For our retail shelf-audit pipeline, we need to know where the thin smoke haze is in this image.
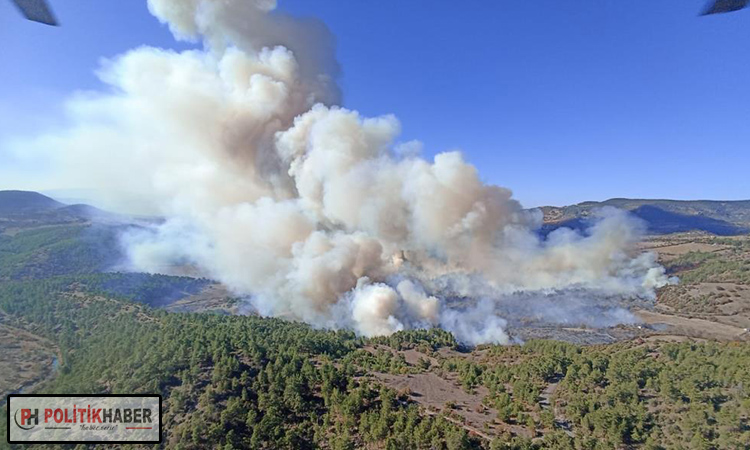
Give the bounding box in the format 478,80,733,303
1,0,674,344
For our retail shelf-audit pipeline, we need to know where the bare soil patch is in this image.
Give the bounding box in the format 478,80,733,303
0,323,59,401
166,283,237,313
650,242,730,261
635,309,748,341
368,371,515,437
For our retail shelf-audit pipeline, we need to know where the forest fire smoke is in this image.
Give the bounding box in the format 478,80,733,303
9,0,672,344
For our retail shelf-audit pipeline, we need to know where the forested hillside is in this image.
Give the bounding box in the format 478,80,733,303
1,193,750,449
1,277,749,449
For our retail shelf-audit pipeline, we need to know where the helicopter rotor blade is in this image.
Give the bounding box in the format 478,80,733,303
702,0,750,15
11,0,58,26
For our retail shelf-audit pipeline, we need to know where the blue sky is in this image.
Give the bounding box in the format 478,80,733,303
0,0,748,207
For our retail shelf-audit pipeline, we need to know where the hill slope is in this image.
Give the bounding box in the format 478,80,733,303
0,190,63,214
0,190,123,232
540,198,750,235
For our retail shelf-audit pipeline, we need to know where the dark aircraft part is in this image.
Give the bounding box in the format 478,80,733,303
702,0,749,15
11,0,57,25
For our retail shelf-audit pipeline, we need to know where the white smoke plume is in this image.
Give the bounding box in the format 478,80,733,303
2,0,673,344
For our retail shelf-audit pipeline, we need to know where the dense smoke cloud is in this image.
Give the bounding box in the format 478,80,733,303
4,0,673,344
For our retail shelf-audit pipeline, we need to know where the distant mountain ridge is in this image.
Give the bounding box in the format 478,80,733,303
2,191,749,236
0,190,121,230
0,190,64,214
540,198,750,235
